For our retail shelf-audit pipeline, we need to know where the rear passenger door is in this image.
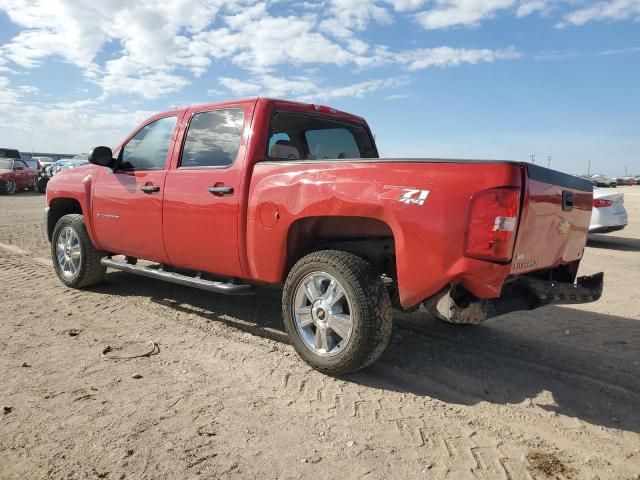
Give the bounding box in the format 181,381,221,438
163,106,250,278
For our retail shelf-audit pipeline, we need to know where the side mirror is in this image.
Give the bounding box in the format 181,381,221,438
89,146,116,168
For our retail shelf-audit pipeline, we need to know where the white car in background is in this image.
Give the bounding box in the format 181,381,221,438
589,188,628,233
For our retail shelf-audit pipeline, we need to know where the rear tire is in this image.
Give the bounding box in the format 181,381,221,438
282,250,393,375
51,214,106,288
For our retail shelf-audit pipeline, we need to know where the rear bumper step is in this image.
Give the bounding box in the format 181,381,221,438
424,272,604,324
100,257,255,296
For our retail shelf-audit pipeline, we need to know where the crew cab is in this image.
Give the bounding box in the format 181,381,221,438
0,148,38,194
44,98,603,374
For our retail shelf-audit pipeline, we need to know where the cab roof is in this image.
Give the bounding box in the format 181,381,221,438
167,97,367,125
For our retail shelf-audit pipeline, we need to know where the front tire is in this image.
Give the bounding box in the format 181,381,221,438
282,250,392,375
51,214,106,288
0,178,16,195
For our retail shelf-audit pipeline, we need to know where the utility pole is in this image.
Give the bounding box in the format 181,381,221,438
547,155,551,168
529,153,536,164
587,158,591,176
625,165,628,176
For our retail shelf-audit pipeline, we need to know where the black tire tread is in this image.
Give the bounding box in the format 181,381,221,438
51,214,106,288
282,250,393,375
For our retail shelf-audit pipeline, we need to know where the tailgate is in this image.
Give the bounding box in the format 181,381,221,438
511,164,593,274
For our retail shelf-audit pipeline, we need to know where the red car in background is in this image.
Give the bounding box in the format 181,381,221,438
0,149,39,194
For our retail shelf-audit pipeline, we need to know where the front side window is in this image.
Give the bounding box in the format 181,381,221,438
267,112,378,161
14,160,27,169
120,116,177,171
180,109,244,168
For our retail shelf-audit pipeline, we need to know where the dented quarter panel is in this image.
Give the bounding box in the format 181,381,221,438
246,160,522,308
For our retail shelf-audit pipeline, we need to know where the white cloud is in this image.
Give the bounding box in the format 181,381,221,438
325,0,393,30
597,46,640,55
0,0,249,94
516,0,549,17
0,0,530,101
0,76,154,151
415,0,515,29
560,0,640,26
397,46,520,70
218,74,410,101
387,0,429,11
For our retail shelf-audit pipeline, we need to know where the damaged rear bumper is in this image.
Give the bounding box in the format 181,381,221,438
424,272,604,324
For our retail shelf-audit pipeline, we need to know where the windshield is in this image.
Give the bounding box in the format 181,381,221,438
0,159,13,169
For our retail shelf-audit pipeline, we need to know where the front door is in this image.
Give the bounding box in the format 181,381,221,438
163,106,249,278
92,115,180,263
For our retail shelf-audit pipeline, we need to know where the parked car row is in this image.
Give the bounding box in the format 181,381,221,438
0,148,89,194
579,174,640,187
615,176,640,186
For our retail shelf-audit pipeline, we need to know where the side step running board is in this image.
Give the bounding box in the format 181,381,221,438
100,257,255,296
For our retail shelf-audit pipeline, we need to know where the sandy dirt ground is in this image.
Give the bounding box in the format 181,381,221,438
0,187,639,480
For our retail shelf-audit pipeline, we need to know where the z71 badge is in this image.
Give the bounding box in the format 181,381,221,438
399,189,430,206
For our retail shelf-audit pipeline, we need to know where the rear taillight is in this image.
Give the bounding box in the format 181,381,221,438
593,199,614,208
464,188,520,262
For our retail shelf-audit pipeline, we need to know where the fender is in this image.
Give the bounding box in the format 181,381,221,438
46,165,103,250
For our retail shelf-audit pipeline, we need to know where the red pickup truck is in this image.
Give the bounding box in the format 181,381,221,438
44,98,603,374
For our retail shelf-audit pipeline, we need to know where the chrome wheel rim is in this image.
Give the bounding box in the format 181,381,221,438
6,179,15,194
293,271,353,357
56,226,81,278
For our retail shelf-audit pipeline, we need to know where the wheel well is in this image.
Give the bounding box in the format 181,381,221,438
48,198,83,239
286,216,396,279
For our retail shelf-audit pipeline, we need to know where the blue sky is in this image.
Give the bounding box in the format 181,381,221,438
0,0,638,176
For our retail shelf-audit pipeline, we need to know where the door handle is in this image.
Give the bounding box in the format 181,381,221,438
208,185,234,196
140,185,160,193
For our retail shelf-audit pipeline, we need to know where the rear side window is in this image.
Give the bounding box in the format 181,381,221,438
180,109,244,168
267,112,377,161
120,116,177,171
